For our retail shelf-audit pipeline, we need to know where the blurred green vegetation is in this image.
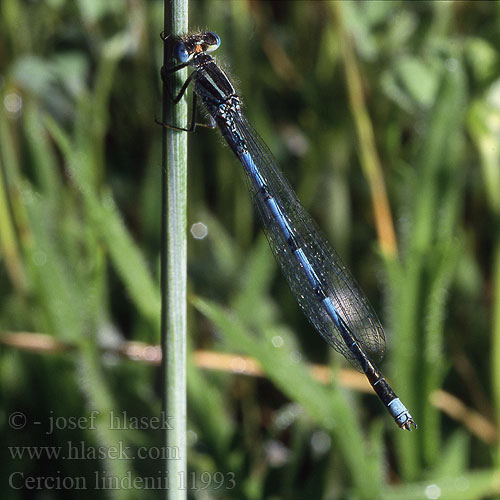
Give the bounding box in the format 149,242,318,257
1,1,500,499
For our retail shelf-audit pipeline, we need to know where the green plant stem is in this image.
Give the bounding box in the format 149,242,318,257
162,0,188,497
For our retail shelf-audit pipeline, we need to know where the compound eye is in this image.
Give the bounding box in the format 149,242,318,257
174,42,189,63
205,31,221,52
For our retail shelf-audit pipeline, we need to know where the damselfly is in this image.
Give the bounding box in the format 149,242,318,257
164,31,416,431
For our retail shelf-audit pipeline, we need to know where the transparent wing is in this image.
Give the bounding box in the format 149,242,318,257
229,112,386,370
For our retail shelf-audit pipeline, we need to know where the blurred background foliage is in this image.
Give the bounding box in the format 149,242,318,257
1,0,500,499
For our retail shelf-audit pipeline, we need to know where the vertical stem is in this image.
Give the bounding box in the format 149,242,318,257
162,0,188,497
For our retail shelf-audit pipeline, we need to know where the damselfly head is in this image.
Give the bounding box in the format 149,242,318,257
174,31,221,63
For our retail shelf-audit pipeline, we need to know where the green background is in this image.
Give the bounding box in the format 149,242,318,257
1,1,500,499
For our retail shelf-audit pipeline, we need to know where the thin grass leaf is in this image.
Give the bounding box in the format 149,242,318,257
43,114,161,328
392,57,466,477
